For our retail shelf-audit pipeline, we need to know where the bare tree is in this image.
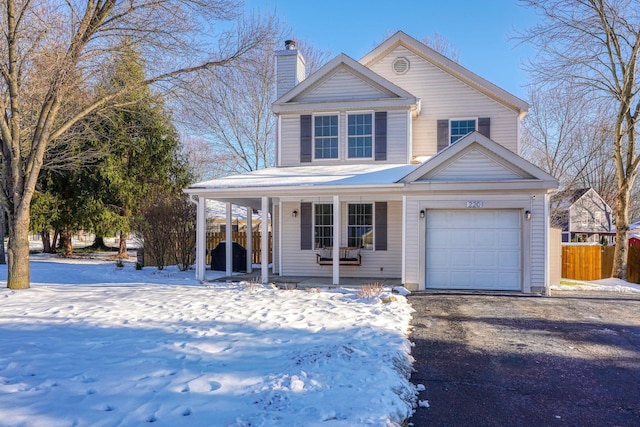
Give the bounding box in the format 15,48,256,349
178,32,331,177
518,0,640,280
0,0,275,289
522,82,620,201
422,33,461,63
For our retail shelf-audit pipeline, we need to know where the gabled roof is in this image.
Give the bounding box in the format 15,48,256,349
272,53,420,114
550,188,612,211
360,31,529,117
550,188,591,209
399,132,558,187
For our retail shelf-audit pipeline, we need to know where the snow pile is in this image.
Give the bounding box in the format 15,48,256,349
551,277,640,293
0,256,416,426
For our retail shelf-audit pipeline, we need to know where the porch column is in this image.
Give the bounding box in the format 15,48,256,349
332,195,340,286
195,196,206,281
401,195,407,285
225,202,232,277
261,196,269,284
246,206,253,273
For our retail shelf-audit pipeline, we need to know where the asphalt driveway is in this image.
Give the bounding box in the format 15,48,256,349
408,290,640,427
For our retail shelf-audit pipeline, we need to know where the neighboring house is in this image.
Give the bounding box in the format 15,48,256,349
185,32,558,293
550,188,613,243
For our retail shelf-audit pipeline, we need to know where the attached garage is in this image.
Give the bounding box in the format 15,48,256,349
425,209,522,290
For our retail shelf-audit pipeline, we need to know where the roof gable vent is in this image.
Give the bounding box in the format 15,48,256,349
392,57,410,74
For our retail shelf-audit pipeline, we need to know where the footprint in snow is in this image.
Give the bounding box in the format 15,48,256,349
186,378,221,393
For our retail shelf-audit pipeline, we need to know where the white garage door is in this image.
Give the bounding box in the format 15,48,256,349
426,209,521,290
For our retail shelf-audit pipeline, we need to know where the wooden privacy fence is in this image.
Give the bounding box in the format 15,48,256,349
205,231,272,265
562,245,640,283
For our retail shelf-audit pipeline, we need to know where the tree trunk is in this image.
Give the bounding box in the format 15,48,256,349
40,230,52,253
59,230,73,257
0,205,6,265
51,229,60,252
6,209,31,289
117,231,128,258
611,188,630,280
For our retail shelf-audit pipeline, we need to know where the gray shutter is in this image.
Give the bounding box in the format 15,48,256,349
375,111,387,161
478,117,490,138
300,202,312,250
437,119,449,152
375,202,387,251
300,115,312,163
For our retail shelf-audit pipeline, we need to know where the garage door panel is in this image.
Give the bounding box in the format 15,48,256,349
452,251,474,267
475,252,496,268
499,251,521,268
474,230,497,246
426,209,521,291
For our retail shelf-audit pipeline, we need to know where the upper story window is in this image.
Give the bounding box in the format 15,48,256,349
348,113,373,158
347,203,373,249
314,115,338,159
450,119,476,144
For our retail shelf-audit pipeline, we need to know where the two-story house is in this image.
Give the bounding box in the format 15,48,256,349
186,31,559,293
551,188,613,243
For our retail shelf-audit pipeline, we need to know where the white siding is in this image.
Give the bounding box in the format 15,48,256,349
295,69,388,102
278,111,408,167
279,115,300,167
426,148,523,181
368,46,520,156
279,200,402,278
403,198,421,287
387,110,409,163
529,194,547,291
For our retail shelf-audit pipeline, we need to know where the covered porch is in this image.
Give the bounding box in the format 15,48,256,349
184,164,416,287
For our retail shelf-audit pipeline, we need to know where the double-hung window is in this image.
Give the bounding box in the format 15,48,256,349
314,204,333,248
347,203,373,249
348,113,373,158
450,119,476,144
314,115,338,159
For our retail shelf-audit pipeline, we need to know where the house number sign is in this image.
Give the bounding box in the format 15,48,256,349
466,201,483,208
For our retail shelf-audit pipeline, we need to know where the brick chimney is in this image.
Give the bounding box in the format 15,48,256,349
275,40,306,99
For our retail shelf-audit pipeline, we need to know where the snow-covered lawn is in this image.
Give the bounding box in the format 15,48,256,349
0,255,416,426
551,277,640,293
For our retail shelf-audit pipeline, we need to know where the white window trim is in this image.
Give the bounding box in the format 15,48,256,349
449,117,477,145
312,113,340,161
313,202,334,249
346,111,374,160
347,202,375,250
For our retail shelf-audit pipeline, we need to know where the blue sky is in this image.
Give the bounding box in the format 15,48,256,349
245,0,539,100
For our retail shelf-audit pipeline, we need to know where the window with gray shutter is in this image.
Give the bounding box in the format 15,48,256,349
300,115,312,163
300,202,312,250
375,202,387,251
437,119,449,152
478,117,490,138
375,111,387,161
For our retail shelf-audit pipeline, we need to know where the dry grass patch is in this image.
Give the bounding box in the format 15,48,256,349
357,282,385,299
